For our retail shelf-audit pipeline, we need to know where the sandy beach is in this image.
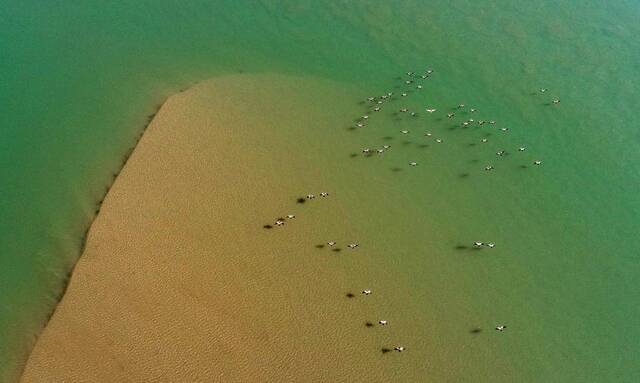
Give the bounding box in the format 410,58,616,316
21,74,413,382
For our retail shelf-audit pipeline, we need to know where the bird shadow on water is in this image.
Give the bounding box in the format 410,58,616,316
381,348,392,354
470,328,483,334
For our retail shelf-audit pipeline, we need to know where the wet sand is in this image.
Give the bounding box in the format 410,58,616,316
21,74,412,382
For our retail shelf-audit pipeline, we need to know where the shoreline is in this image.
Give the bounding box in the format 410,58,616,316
13,98,168,382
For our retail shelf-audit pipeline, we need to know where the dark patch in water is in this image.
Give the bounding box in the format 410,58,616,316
346,293,355,298
296,197,306,204
459,173,470,178
315,244,325,249
470,328,483,334
365,321,374,327
381,348,392,354
332,248,342,252
263,224,273,229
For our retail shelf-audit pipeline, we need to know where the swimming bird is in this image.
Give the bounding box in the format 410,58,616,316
435,139,443,143
409,162,417,166
489,121,496,124
362,289,372,295
424,133,432,137
379,320,388,326
362,148,371,154
426,69,433,74
416,85,423,90
481,138,488,143
486,243,495,248
401,93,408,97
394,346,405,352
500,127,509,132
383,145,391,149
400,108,408,113
518,147,526,151
347,243,359,249
458,104,465,109
474,241,484,248
306,194,316,199
447,113,455,118
540,88,547,93
485,165,494,171
373,107,381,112
496,150,506,156
495,324,507,331
552,99,560,105
470,108,476,113
327,241,337,246
533,160,542,165
401,130,409,134
320,192,329,197
377,149,385,154
410,112,417,117
286,214,295,219
362,115,369,120
367,97,375,101
275,220,285,226
355,123,364,128
405,80,413,85
426,108,436,113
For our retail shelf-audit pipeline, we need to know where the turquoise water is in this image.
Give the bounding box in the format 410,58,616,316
1,1,639,381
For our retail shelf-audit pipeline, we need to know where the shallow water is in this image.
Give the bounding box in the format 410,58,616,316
1,1,639,381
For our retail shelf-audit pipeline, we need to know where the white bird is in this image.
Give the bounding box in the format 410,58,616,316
495,324,507,331
286,214,295,219
401,130,409,134
320,192,329,197
533,160,542,165
306,194,316,199
327,241,337,246
474,241,484,247
379,320,388,325
481,138,488,143
416,85,423,89
394,346,405,352
447,113,455,118
409,162,417,166
275,220,285,226
435,139,443,143
518,147,526,151
362,148,371,153
425,108,436,113
486,243,495,248
485,165,494,171
401,93,408,97
383,145,391,149
347,243,359,249
362,289,372,295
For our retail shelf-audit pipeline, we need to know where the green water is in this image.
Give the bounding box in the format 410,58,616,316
1,1,639,381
